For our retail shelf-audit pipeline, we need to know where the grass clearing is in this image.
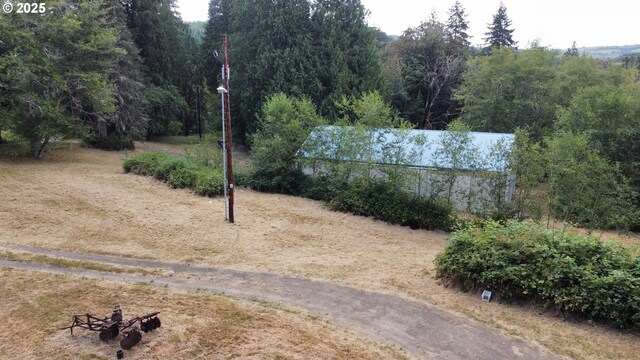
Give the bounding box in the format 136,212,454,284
1,146,639,359
0,268,406,359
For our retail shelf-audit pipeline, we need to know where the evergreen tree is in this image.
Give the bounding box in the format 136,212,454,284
122,0,200,137
201,0,382,138
484,2,517,49
446,1,470,48
201,0,231,92
229,0,319,136
89,0,147,144
311,0,382,119
565,41,579,57
187,21,206,45
0,0,144,156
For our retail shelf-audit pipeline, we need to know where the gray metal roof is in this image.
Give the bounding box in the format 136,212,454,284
298,125,515,172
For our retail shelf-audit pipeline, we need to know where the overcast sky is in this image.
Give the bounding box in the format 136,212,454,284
175,0,639,49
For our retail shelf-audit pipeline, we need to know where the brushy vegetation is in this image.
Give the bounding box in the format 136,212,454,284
247,93,456,231
123,152,223,197
329,179,454,231
84,133,135,151
248,93,325,194
435,221,640,329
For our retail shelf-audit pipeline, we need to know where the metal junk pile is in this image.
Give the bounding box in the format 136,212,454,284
60,305,161,350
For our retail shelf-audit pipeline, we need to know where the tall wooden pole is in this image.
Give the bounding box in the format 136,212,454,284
223,35,235,223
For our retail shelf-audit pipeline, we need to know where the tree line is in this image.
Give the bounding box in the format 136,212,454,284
0,0,202,155
2,0,639,229
0,0,517,154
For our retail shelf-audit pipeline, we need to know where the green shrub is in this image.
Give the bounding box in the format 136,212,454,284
248,167,308,195
194,167,224,197
249,93,325,195
123,152,170,176
329,180,454,231
84,133,135,151
302,176,344,201
435,221,640,329
153,156,189,182
234,171,251,187
123,152,224,197
167,167,197,189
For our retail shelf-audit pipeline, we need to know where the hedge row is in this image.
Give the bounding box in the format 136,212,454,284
242,171,456,231
125,151,455,231
328,179,455,231
123,152,223,197
435,221,640,329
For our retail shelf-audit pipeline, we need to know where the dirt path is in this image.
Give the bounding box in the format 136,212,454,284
0,244,562,360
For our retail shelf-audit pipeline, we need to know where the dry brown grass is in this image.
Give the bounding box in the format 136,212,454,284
0,268,407,359
1,146,639,359
542,219,640,248
0,249,165,276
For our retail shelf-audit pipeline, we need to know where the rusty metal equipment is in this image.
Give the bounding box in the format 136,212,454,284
60,305,161,350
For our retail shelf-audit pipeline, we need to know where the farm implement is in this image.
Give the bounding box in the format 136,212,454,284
60,305,161,350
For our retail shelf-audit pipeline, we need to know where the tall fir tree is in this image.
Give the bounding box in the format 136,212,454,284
202,0,381,139
311,0,382,119
446,1,470,49
90,0,147,143
229,0,319,136
201,0,231,92
483,2,517,49
122,0,200,137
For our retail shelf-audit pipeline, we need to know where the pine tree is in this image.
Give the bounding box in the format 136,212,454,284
483,2,517,49
446,1,470,48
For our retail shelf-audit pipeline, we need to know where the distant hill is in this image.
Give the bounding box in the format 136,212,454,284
578,44,640,60
612,52,640,67
187,21,206,46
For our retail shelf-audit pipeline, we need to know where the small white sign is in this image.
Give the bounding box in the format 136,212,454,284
482,290,492,302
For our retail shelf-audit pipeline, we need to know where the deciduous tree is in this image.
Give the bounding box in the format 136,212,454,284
456,47,557,139
385,13,465,129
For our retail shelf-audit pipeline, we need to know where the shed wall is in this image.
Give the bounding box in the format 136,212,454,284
303,162,514,213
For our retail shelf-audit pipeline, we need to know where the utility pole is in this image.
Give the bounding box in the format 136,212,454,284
217,84,227,220
222,35,235,223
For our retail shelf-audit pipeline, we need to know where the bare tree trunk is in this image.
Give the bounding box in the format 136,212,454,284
420,55,462,129
34,136,50,159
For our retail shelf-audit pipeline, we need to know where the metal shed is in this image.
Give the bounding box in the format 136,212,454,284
298,125,516,212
